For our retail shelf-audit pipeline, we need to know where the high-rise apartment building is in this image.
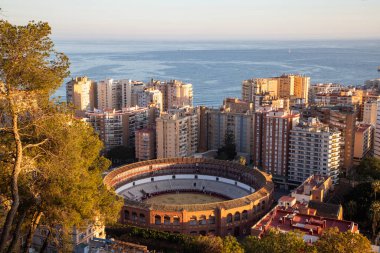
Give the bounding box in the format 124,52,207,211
308,83,343,104
374,100,380,158
314,90,363,106
204,98,255,160
96,79,122,111
242,74,310,106
262,110,300,184
156,107,199,158
147,79,193,111
293,75,310,104
363,100,378,126
86,109,124,151
86,106,149,151
121,80,146,108
354,123,373,162
66,76,95,116
135,128,156,161
137,88,163,112
329,107,356,173
302,105,357,174
242,78,278,101
288,118,341,184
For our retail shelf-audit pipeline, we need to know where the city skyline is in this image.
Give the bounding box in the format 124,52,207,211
1,0,380,40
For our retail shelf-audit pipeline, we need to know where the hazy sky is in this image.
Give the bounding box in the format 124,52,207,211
1,0,380,40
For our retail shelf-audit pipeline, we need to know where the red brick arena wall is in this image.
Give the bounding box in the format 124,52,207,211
103,158,274,237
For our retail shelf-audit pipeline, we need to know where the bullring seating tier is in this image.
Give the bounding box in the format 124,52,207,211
119,179,251,201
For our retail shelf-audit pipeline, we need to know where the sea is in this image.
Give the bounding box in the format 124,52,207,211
53,40,380,107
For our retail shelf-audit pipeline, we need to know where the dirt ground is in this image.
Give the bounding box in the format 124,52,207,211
143,192,227,205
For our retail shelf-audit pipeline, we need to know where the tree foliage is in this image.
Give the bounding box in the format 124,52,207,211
314,228,372,253
0,20,122,252
242,229,315,253
356,157,380,180
216,130,237,161
106,145,136,165
222,235,244,253
109,225,373,253
344,157,380,239
107,225,241,253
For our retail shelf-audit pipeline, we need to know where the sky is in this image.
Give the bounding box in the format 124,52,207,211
1,0,380,40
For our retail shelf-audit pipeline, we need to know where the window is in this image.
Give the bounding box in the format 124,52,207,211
234,212,241,222
242,210,248,220
132,212,138,221
139,214,146,223
124,210,130,220
199,215,207,225
173,216,180,225
209,215,216,224
164,215,170,225
227,214,233,223
155,215,161,225
189,216,197,225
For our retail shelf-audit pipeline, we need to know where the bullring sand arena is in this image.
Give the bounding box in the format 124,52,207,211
103,157,274,236
143,193,227,205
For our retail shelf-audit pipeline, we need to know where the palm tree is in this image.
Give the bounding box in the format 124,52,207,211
370,201,380,239
372,181,380,200
346,200,357,220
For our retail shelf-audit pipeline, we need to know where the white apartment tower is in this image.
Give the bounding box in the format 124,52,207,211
96,79,122,110
156,107,199,158
288,118,341,184
86,107,149,152
121,80,146,108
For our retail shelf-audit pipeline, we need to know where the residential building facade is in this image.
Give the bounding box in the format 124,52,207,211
156,107,199,158
288,118,341,184
66,76,95,116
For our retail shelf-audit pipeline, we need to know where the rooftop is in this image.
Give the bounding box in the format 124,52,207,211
308,200,343,219
294,175,330,196
251,207,358,240
356,123,372,133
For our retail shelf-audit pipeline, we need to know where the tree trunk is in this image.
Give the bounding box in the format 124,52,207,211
0,103,23,253
373,212,378,241
38,230,50,253
23,211,42,253
7,210,27,253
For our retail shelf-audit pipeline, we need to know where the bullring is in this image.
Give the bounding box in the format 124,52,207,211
103,157,274,236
